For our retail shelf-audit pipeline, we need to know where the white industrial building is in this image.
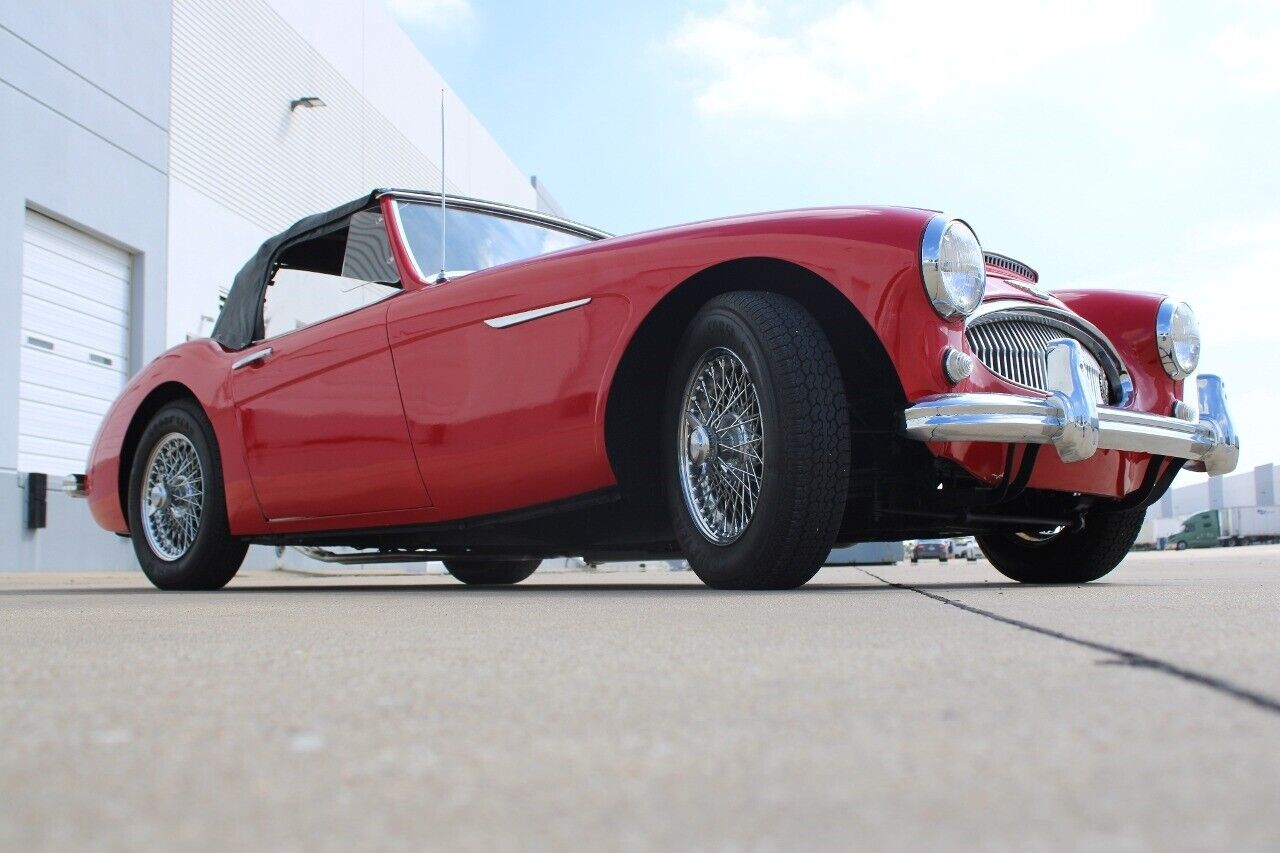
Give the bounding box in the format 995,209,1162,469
1142,464,1278,544
1,0,556,570
1159,464,1277,517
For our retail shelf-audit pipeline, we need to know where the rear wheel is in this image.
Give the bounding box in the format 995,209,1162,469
665,291,850,590
127,400,248,590
444,558,540,586
977,507,1144,584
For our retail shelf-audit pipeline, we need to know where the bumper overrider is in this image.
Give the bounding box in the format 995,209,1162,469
901,339,1240,477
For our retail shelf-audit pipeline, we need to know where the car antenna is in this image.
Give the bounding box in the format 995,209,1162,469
435,88,448,284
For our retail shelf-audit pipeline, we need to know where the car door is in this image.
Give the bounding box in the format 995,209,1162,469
228,213,430,521
384,199,626,520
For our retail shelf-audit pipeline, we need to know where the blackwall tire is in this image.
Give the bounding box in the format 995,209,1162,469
443,559,540,586
1175,541,1188,551
976,508,1145,584
127,400,248,591
664,291,850,590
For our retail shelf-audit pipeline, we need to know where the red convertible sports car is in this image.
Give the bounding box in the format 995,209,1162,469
78,189,1239,590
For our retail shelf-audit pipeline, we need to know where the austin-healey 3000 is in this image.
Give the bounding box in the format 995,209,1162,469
78,190,1238,589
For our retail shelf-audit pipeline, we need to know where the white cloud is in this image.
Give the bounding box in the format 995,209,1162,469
386,0,471,28
1211,24,1280,94
671,0,1152,118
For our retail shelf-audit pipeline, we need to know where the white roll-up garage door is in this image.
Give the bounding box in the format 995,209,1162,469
19,210,131,477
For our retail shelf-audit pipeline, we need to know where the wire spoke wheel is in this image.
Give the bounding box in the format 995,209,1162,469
140,432,205,561
664,292,848,589
677,347,765,545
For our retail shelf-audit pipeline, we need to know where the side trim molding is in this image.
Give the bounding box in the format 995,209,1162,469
484,298,591,329
231,347,272,370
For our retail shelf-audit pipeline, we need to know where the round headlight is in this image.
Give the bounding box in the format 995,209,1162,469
1155,299,1200,380
921,216,986,319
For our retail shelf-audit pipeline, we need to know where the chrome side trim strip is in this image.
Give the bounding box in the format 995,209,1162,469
484,298,591,329
232,347,272,370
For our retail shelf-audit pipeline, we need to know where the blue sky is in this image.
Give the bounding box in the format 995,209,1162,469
390,0,1280,478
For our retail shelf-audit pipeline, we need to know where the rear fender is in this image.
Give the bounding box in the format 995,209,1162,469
86,340,247,534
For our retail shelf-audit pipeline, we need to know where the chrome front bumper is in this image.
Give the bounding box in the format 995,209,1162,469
901,339,1240,476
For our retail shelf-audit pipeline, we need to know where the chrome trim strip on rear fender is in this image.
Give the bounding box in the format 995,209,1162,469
484,298,591,329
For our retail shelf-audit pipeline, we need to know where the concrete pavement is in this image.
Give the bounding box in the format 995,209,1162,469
2,547,1278,850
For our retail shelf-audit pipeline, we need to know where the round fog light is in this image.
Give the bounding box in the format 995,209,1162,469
943,347,973,384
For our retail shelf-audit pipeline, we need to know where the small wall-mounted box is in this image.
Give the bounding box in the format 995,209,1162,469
26,472,48,530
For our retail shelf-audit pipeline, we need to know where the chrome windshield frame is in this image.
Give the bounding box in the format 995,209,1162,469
382,190,610,287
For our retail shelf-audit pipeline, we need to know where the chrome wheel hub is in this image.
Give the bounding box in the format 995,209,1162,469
140,433,204,562
686,421,713,466
677,347,765,545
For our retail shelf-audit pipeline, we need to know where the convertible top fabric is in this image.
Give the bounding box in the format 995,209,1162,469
211,191,381,350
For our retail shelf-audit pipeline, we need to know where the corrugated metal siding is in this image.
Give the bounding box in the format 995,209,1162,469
170,0,460,233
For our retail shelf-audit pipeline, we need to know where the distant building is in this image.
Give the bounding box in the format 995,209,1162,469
1,0,553,570
1151,463,1277,523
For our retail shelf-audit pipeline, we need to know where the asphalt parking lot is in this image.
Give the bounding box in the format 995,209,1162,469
2,546,1278,850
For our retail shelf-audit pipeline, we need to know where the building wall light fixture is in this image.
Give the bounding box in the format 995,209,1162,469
289,96,326,111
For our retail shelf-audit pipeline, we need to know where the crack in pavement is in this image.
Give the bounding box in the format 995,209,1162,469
860,569,1280,717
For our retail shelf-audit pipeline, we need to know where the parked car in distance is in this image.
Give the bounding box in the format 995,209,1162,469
950,537,981,561
77,189,1240,591
911,539,950,563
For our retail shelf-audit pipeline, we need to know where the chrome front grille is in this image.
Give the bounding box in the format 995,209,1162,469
966,315,1110,404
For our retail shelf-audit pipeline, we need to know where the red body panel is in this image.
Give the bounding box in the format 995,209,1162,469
387,287,631,521
85,204,1182,538
87,342,255,534
228,303,430,521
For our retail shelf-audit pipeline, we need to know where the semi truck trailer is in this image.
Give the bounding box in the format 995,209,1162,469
1165,507,1280,550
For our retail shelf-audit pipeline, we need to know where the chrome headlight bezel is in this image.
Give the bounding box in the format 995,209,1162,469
921,215,986,319
1155,298,1200,380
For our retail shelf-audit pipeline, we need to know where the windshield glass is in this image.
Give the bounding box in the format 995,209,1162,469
396,201,592,278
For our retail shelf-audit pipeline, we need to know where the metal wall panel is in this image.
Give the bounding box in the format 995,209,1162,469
170,0,460,234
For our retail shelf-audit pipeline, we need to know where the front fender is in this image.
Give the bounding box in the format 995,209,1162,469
1052,288,1182,411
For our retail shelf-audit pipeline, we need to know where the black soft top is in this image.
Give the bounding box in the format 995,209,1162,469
211,190,381,351
211,189,609,351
